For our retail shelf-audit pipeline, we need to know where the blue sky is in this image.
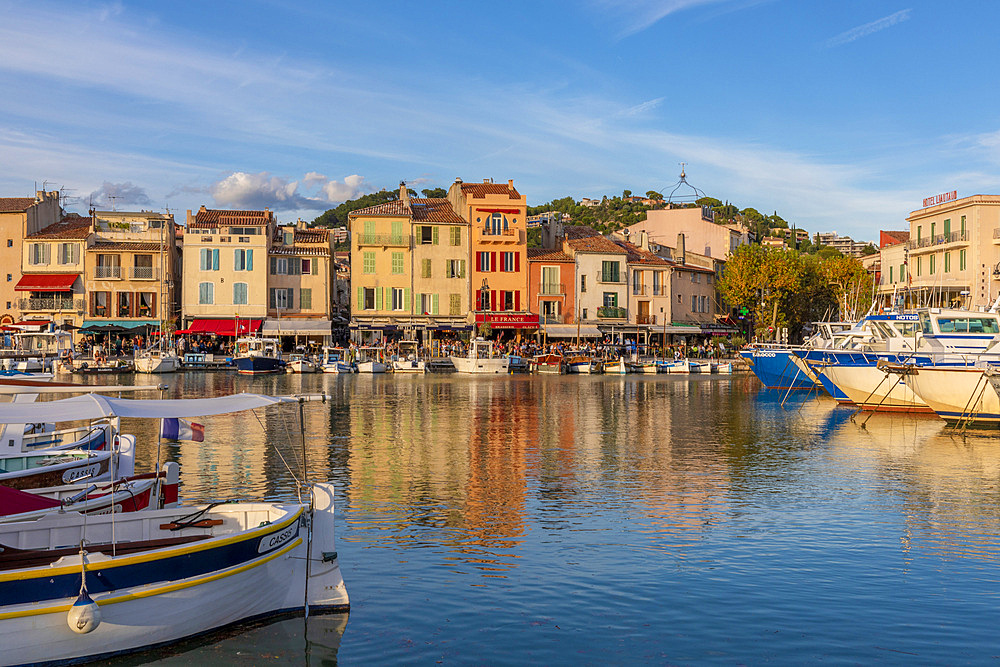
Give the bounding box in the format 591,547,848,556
1,0,997,241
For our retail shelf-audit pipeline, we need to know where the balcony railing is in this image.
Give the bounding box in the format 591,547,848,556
907,230,969,249
357,234,410,247
637,314,657,325
598,306,626,319
130,266,157,280
540,282,565,295
18,298,85,312
597,272,625,284
482,228,516,237
95,266,121,279
540,315,562,324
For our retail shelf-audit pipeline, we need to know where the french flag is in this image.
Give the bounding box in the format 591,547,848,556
160,417,205,442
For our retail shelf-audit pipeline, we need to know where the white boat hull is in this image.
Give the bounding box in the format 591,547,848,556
392,360,426,373
450,356,509,374
603,359,626,375
356,361,387,374
134,355,180,374
821,363,931,412
903,365,998,424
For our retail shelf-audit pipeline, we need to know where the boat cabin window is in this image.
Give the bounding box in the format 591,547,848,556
935,317,1000,334
919,312,932,334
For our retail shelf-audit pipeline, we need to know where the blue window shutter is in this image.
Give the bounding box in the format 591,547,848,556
212,249,219,271
247,249,253,271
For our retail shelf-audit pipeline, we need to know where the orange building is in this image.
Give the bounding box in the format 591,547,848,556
527,247,577,336
447,178,536,335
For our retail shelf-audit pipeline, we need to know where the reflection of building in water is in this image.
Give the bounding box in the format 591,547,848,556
464,379,533,554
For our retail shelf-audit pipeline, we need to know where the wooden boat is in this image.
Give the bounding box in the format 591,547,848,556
531,353,563,374
355,346,387,374
565,355,597,374
320,347,354,374
659,360,690,374
688,360,712,374
391,341,426,373
0,463,179,523
285,354,319,374
711,361,733,374
134,348,180,374
450,339,509,374
627,360,658,374
602,358,627,375
0,392,348,665
234,336,283,375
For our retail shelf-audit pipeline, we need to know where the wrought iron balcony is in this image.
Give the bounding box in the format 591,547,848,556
357,234,410,247
19,297,84,312
597,272,625,284
129,267,157,280
95,266,121,279
637,314,657,325
540,282,564,295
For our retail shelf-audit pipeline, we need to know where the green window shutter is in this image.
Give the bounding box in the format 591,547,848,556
460,259,466,278
364,220,375,236
432,226,439,245
422,258,431,278
450,293,460,315
269,288,276,309
300,288,312,310
375,287,383,310
357,286,363,309
432,293,439,315
404,287,411,313
270,256,277,274
312,258,318,275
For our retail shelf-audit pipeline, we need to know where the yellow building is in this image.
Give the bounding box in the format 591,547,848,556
901,194,1000,309
349,184,470,341
263,221,334,344
19,214,90,328
181,206,275,336
447,178,534,334
85,210,178,332
0,191,62,323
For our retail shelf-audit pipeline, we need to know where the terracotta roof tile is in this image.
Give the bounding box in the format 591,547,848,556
91,241,163,251
0,197,36,213
613,240,670,266
26,215,91,240
348,200,411,217
270,247,330,257
191,208,274,228
527,248,573,262
460,181,521,200
411,198,465,223
566,234,626,255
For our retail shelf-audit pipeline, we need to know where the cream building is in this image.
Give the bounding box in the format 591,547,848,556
19,214,90,328
181,207,275,336
626,206,748,262
0,191,62,323
262,221,334,344
85,210,178,332
897,194,1000,309
562,227,629,333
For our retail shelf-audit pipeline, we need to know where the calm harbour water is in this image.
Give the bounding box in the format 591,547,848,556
94,370,1000,664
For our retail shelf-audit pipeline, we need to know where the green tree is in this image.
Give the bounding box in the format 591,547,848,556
819,255,874,321
645,191,663,201
421,187,447,198
860,243,877,256
623,190,632,199
313,190,399,227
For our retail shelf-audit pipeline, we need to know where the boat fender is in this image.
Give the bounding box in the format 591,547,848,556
67,589,101,634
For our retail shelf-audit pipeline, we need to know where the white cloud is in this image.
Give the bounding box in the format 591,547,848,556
209,172,369,211
825,9,912,48
87,181,151,208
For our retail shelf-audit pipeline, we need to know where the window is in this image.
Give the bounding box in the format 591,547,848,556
960,249,967,271
363,252,375,274
701,295,708,313
633,270,640,292
117,292,132,317
200,248,219,271
234,248,253,271
917,225,922,241
889,266,893,283
930,254,936,274
930,222,936,239
421,226,436,244
301,258,314,274
362,287,376,310
391,252,404,274
390,288,404,311
477,289,490,310
541,266,559,294
491,213,504,235
944,252,951,273
477,252,492,272
450,293,461,315
233,282,248,305
421,258,432,278
692,295,698,312
601,261,620,283
5,240,10,247
446,259,465,278
450,227,461,246
57,243,78,265
418,293,437,314
28,243,49,265
961,215,967,236
502,291,515,311
501,252,516,272
300,288,312,310
91,291,110,316
137,292,156,317
944,219,951,238
603,292,618,308
198,282,214,304
899,263,905,281
283,232,294,246
580,274,587,293
917,257,922,276
677,294,682,303
270,288,293,310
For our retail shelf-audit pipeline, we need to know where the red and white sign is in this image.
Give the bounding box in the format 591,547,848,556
923,190,957,208
474,312,539,328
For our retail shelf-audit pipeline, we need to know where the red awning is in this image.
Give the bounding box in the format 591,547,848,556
175,318,262,336
474,313,540,329
14,274,77,292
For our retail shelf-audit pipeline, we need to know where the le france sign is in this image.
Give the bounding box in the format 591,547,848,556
923,190,957,208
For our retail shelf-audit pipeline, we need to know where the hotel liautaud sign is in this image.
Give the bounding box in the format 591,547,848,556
923,190,957,207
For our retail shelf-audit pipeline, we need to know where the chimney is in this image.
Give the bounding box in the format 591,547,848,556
677,233,686,265
639,230,650,251
399,181,410,205
507,179,514,189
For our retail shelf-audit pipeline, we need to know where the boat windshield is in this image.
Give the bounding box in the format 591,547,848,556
936,317,1000,334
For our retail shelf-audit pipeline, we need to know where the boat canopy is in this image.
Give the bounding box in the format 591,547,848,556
0,392,325,423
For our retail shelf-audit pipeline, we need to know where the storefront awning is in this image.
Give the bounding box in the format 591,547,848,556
175,318,262,336
541,324,602,338
474,313,540,329
260,319,332,336
14,274,77,292
83,320,159,330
